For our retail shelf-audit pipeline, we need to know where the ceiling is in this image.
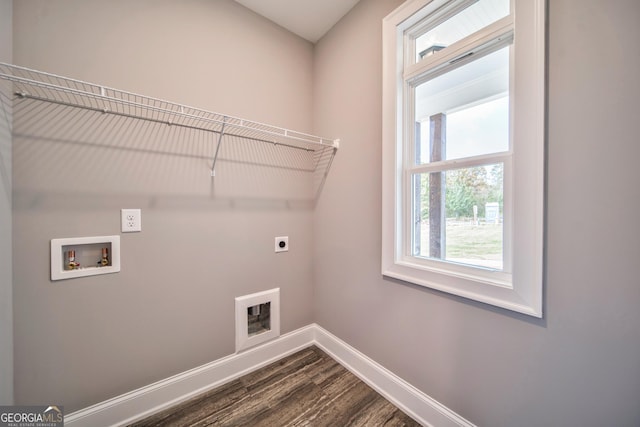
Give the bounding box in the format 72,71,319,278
234,0,360,43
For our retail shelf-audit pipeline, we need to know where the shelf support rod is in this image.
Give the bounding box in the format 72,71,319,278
211,117,227,177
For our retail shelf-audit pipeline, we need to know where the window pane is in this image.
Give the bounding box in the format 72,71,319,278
413,163,504,270
415,46,509,164
415,0,510,62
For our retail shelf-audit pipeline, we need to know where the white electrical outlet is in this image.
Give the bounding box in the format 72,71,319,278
275,236,288,253
121,209,142,233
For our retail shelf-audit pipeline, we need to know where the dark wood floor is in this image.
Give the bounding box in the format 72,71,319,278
129,346,421,426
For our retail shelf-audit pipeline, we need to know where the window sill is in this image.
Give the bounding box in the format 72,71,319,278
382,260,541,318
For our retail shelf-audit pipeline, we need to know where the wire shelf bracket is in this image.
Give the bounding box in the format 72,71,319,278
211,118,226,177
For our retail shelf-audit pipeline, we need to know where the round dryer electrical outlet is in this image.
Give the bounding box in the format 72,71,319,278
275,236,288,252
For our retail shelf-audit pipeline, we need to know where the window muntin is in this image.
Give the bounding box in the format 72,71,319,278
414,0,510,63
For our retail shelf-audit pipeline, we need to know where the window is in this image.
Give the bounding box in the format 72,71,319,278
382,0,545,317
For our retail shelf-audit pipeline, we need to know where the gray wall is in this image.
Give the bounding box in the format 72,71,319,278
10,0,640,424
0,0,13,406
313,0,640,426
12,0,316,412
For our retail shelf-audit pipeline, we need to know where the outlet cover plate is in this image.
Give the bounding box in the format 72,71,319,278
121,209,142,233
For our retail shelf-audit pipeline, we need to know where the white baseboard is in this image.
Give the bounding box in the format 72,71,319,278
312,325,475,427
65,324,473,427
64,325,315,427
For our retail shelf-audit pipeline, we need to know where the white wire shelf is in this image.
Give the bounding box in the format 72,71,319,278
0,62,339,152
0,62,339,200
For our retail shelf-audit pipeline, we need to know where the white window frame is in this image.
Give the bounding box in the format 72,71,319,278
382,0,545,317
